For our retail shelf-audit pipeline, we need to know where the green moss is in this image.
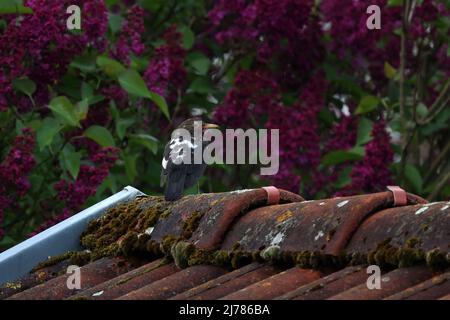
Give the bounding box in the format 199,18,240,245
69,251,91,266
31,252,72,272
188,249,214,267
160,235,179,255
80,196,169,260
230,251,252,269
405,237,421,248
295,251,312,268
260,245,281,261
119,231,138,256
425,249,448,271
309,251,323,269
181,211,203,239
397,247,424,268
171,241,195,268
31,250,92,272
159,209,171,220
347,252,367,266
213,250,231,267
146,239,162,255
279,251,295,266
231,242,241,251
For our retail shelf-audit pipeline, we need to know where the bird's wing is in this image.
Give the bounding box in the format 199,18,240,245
164,161,187,201
160,139,172,188
161,136,197,200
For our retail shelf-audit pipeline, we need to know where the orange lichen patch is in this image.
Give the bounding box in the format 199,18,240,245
276,210,294,224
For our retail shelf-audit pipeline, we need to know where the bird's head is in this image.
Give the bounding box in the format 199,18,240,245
177,117,219,133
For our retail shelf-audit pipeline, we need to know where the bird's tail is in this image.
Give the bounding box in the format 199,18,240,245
164,175,185,201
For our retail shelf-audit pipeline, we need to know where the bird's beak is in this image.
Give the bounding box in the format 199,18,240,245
202,123,219,129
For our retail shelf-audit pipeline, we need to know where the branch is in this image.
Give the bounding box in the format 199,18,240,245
427,166,450,201
398,0,410,131
417,78,450,125
423,138,450,185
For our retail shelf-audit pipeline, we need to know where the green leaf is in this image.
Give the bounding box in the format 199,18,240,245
321,147,364,165
76,99,89,121
84,125,116,147
384,61,397,79
61,145,82,179
124,153,139,182
48,96,80,127
71,54,97,73
108,12,123,34
404,164,423,193
387,0,403,6
81,82,93,100
355,95,379,115
149,91,170,120
188,77,214,94
0,235,16,248
130,134,158,154
187,52,211,75
12,77,36,97
335,166,352,189
130,55,149,71
96,56,126,77
356,117,374,146
81,82,104,106
0,0,33,14
118,69,170,119
89,95,106,106
118,69,151,97
36,118,61,151
116,118,134,140
179,25,195,50
416,102,428,118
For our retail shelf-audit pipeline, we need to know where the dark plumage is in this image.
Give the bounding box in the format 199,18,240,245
160,118,218,201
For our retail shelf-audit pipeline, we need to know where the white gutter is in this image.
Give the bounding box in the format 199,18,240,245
0,186,145,285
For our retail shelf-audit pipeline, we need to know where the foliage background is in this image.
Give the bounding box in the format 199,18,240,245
0,0,449,250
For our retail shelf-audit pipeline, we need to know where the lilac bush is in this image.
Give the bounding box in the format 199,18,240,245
0,0,449,249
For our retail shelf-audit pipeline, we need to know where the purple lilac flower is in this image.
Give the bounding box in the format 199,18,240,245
0,0,108,113
0,128,36,240
111,5,146,64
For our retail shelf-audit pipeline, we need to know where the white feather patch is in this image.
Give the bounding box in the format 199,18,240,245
162,157,168,169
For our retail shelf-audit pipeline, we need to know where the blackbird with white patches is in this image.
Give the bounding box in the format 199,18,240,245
160,118,219,201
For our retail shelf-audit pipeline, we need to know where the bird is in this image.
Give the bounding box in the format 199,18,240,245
160,117,219,201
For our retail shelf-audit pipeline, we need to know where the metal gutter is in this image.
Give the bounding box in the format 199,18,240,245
0,186,145,285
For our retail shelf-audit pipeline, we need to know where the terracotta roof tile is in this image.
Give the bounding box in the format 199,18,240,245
328,266,435,300
1,187,449,300
220,268,323,300
221,192,426,255
384,271,450,300
116,265,226,300
347,202,450,253
276,265,368,300
7,257,141,300
69,259,179,300
170,262,281,300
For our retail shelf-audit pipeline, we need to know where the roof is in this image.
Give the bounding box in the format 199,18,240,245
1,187,449,300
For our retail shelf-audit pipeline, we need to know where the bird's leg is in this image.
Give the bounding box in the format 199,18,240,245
197,182,200,194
